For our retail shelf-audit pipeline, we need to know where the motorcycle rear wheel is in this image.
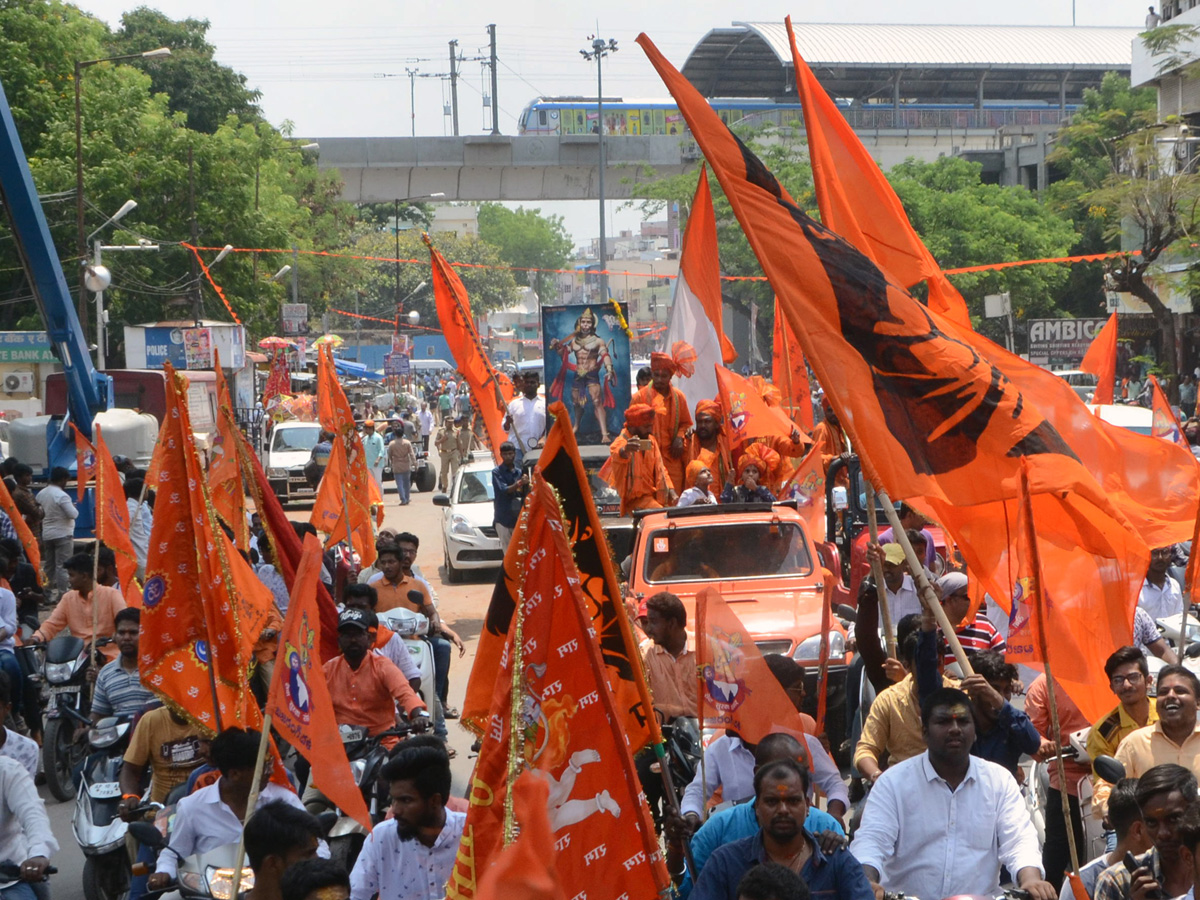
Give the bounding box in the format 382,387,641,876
43,717,80,801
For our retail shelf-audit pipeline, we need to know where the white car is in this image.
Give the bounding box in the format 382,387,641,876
433,458,504,583
265,421,322,504
1087,403,1153,436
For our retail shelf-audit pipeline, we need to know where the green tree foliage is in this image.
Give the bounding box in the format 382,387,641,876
109,8,261,134
476,203,574,303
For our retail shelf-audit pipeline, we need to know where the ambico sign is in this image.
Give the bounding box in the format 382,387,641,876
1027,318,1106,367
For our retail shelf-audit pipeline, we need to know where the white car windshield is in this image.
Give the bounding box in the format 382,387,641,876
456,471,495,504
271,426,321,453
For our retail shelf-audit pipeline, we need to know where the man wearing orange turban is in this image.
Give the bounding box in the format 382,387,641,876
686,399,732,488
605,404,676,515
720,442,779,504
631,341,696,494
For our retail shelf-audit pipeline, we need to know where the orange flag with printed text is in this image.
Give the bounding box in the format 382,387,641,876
716,365,798,450
267,534,371,830
427,233,512,461
74,425,97,502
696,586,813,744
141,364,277,733
0,475,39,578
1080,313,1118,406
447,476,668,900
773,298,814,431
93,425,141,608
209,350,249,551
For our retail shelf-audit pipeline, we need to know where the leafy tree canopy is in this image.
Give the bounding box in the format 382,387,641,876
476,203,574,303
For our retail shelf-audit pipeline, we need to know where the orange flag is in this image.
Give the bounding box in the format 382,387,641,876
267,534,371,830
782,444,826,543
477,772,566,900
0,476,39,579
448,476,668,900
209,349,249,551
93,425,141,608
715,364,798,450
141,364,277,732
426,233,512,461
786,17,970,328
773,297,814,432
1150,376,1187,447
462,402,655,753
74,425,97,502
1080,313,1118,406
696,586,813,744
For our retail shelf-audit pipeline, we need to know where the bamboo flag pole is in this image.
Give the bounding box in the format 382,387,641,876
878,490,974,677
865,482,896,658
90,425,102,665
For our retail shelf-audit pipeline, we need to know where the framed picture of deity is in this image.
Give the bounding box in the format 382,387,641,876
542,303,632,445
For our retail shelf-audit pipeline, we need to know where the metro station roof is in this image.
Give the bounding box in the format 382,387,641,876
681,22,1139,103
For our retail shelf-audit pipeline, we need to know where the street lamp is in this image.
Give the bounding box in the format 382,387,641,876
89,238,160,369
582,35,618,305
74,47,170,325
269,265,292,282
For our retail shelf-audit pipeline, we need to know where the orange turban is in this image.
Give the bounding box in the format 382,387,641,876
650,341,697,378
695,399,723,427
684,459,711,489
738,442,780,480
625,403,655,428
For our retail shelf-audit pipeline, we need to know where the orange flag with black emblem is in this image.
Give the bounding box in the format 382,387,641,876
427,233,512,461
448,476,668,900
93,425,141,608
1080,313,1118,406
267,533,371,829
209,349,249,551
141,364,277,732
715,364,798,450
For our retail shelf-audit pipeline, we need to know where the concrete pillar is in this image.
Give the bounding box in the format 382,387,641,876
976,71,988,110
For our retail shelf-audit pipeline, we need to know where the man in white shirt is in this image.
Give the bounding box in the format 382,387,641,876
124,478,153,580
350,738,464,900
1139,545,1184,621
362,421,386,497
850,686,1054,900
148,728,323,888
417,403,434,453
0,756,56,897
878,543,922,623
503,371,547,461
36,466,77,603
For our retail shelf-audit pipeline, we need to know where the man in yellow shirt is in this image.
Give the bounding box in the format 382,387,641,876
1116,666,1200,780
1088,646,1159,817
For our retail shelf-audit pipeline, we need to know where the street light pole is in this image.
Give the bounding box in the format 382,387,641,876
582,36,618,304
92,240,159,368
74,47,170,326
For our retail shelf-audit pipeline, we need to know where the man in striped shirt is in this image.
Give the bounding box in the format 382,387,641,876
936,571,1005,670
91,608,153,722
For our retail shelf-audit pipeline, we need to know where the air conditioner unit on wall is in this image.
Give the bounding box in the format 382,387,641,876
3,371,33,393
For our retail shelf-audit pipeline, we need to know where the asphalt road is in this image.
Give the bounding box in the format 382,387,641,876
40,442,498,900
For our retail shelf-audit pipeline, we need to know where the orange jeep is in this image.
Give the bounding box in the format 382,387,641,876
625,500,852,744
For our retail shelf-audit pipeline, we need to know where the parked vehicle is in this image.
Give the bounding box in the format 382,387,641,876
264,422,322,505
433,458,505,584
75,715,136,900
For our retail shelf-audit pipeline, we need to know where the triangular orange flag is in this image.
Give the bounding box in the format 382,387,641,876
773,297,814,431
93,424,141,608
715,364,799,450
476,772,566,900
209,349,249,551
0,476,40,578
267,534,371,830
74,425,97,502
1150,375,1188,447
1080,312,1118,405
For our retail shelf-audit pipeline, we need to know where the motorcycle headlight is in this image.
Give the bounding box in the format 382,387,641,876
179,872,205,893
205,867,254,900
45,661,74,684
267,467,287,478
89,724,121,749
449,515,475,536
349,759,367,781
793,631,846,663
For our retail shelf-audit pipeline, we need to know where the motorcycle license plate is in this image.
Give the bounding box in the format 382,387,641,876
89,782,122,800
49,686,78,698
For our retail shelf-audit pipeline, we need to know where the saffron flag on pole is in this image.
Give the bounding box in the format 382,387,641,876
476,772,567,900
209,349,250,552
74,425,97,502
447,476,668,900
665,166,734,409
462,402,655,753
1150,376,1187,447
715,364,798,450
426,233,513,461
141,364,277,732
267,533,371,830
93,424,141,608
1080,313,1118,406
772,297,814,431
0,476,39,579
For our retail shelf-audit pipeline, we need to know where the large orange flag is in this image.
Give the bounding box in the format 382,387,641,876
1080,313,1118,406
141,365,277,732
93,425,141,608
715,364,799,450
267,534,371,829
448,476,668,900
209,349,249,551
786,17,970,328
462,402,655,753
773,297,814,431
426,233,512,461
476,772,566,900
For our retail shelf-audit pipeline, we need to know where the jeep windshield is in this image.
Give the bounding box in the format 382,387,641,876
643,521,813,583
271,425,321,453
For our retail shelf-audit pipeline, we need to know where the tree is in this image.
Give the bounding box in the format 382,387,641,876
476,203,574,303
109,8,261,134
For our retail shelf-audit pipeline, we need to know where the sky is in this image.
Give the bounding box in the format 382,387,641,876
80,0,1146,246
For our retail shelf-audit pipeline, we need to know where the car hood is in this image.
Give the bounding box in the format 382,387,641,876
268,450,311,468
673,583,845,652
447,501,495,529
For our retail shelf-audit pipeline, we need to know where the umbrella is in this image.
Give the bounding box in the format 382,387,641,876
258,336,296,350
313,334,344,348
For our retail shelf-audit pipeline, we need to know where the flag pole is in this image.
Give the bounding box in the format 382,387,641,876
1019,460,1083,886
91,423,102,666
864,481,896,658
878,490,974,676
229,713,274,897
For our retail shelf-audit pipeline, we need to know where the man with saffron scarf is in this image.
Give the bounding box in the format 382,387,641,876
687,400,732,488
607,404,677,515
631,342,696,493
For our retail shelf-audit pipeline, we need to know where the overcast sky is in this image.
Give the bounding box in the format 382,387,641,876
80,0,1148,245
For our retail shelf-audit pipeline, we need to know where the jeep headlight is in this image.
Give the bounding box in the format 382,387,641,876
794,631,845,663
450,514,474,536
268,467,286,478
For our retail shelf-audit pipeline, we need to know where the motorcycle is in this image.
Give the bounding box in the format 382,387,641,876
129,820,253,900
74,714,136,900
378,607,438,714
38,633,99,801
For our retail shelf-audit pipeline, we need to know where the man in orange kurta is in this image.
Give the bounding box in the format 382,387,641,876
631,347,694,493
687,399,732,488
811,398,848,473
607,404,676,515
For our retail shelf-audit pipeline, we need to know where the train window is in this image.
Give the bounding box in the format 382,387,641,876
539,110,547,126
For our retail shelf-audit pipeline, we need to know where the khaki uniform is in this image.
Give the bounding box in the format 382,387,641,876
436,426,460,492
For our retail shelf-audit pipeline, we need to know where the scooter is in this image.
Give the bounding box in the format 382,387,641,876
129,820,252,900
378,607,438,714
1024,726,1108,862
38,633,98,802
74,714,135,900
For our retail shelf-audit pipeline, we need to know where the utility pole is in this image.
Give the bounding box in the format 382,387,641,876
488,25,500,135
582,36,618,304
405,67,419,137
448,40,460,137
188,145,201,325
